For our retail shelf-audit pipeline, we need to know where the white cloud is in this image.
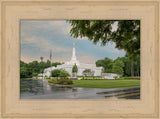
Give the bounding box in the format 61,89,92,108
21,20,71,36
111,21,118,32
21,37,36,44
20,20,126,63
76,36,88,40
62,26,71,34
21,36,70,53
78,55,97,64
47,21,71,34
48,21,65,26
21,56,34,63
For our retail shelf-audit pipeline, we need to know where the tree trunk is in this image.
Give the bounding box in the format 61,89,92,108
131,59,134,76
137,65,139,76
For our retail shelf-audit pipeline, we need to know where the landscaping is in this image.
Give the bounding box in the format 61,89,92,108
70,80,140,89
47,78,73,85
45,69,140,88
46,77,140,88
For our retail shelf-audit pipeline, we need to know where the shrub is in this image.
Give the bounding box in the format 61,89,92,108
47,78,56,83
57,79,64,84
51,79,58,83
46,77,50,80
123,77,140,80
117,78,123,80
113,76,118,80
81,78,105,80
51,69,70,78
48,78,73,85
59,70,70,78
48,80,52,83
57,79,73,85
65,79,73,85
51,69,61,77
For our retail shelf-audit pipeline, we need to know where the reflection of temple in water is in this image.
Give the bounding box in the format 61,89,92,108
43,44,102,77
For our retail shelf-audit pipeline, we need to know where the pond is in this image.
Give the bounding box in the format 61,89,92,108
20,79,140,99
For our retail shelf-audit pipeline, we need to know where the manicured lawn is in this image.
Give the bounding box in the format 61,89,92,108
71,80,140,89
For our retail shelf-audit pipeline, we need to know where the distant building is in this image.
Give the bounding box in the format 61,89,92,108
43,44,103,77
102,73,122,80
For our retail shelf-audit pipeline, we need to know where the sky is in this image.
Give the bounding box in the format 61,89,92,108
20,20,126,64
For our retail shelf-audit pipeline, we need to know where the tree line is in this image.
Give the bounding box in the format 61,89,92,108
20,53,140,79
20,59,63,78
96,55,140,76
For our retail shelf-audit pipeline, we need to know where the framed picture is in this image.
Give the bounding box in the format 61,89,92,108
20,19,141,100
0,0,159,118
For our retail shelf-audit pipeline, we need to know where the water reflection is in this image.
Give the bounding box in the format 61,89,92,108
20,79,44,95
20,79,140,99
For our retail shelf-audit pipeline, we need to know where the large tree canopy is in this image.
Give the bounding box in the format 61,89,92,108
20,60,62,78
96,57,113,73
68,20,140,58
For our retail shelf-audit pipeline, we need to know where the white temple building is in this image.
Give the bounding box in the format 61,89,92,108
43,44,103,77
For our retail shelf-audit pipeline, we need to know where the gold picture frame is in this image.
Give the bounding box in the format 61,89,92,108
0,0,159,118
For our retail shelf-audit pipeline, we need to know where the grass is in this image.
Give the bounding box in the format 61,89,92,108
71,80,140,89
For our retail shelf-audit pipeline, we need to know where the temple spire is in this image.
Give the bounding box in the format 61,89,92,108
71,43,76,61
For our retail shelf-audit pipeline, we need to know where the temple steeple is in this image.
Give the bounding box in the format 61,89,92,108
71,43,77,61
65,43,80,65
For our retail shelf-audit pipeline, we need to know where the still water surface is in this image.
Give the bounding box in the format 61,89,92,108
20,79,140,99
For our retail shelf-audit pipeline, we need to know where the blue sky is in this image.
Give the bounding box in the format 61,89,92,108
20,20,126,63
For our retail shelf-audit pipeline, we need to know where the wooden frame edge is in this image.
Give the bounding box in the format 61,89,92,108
0,0,159,118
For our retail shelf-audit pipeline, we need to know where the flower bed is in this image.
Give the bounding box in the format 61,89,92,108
47,78,73,85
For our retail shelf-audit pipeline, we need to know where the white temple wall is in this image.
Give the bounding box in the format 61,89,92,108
77,68,83,76
62,67,72,76
94,69,102,76
43,65,102,77
43,71,50,77
42,44,103,77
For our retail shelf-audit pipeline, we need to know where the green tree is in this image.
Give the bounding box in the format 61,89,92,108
52,62,62,67
96,57,113,73
68,20,140,76
32,72,38,77
20,59,63,78
40,56,43,62
72,64,78,73
39,61,45,73
20,60,27,67
51,69,61,77
46,60,51,67
122,54,140,76
112,59,124,75
51,69,70,78
82,69,94,76
134,55,140,76
95,55,140,76
28,61,40,74
20,67,29,78
59,70,70,78
68,20,140,57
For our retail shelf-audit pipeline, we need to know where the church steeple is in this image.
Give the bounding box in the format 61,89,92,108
71,43,77,61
